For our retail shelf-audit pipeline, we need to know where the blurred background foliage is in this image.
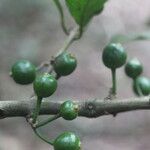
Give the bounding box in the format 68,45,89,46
0,0,150,150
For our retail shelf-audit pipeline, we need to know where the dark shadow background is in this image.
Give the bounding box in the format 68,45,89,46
0,0,150,150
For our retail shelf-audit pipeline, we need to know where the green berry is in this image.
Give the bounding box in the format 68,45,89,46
133,76,150,96
102,43,127,69
33,73,57,98
53,52,77,76
54,132,81,150
125,58,143,79
11,60,36,84
60,101,78,120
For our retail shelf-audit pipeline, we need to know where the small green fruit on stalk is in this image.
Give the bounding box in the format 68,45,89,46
60,101,79,120
102,43,127,95
125,58,143,79
53,52,77,76
11,60,36,85
54,132,81,150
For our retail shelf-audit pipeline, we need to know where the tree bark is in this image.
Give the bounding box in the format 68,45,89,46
0,97,150,119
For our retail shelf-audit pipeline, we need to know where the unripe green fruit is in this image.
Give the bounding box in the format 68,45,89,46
60,101,78,120
53,52,77,76
102,43,127,69
133,76,150,96
125,58,143,79
54,132,81,150
11,60,36,85
33,73,57,98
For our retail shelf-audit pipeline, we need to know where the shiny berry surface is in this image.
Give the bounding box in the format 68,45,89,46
133,76,150,96
53,52,77,76
125,58,143,79
11,60,36,84
102,43,127,69
60,101,78,120
54,132,81,150
33,73,57,98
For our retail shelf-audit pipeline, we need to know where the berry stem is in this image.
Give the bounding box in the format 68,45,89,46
36,61,50,72
56,26,79,57
33,128,54,145
35,114,60,128
35,26,79,74
134,78,143,96
32,97,42,124
111,69,116,96
53,0,69,35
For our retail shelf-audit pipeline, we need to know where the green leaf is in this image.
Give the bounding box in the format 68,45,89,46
65,0,108,29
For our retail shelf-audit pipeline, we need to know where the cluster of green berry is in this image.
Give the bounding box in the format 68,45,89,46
102,43,150,96
11,52,81,150
10,42,150,149
125,58,150,96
